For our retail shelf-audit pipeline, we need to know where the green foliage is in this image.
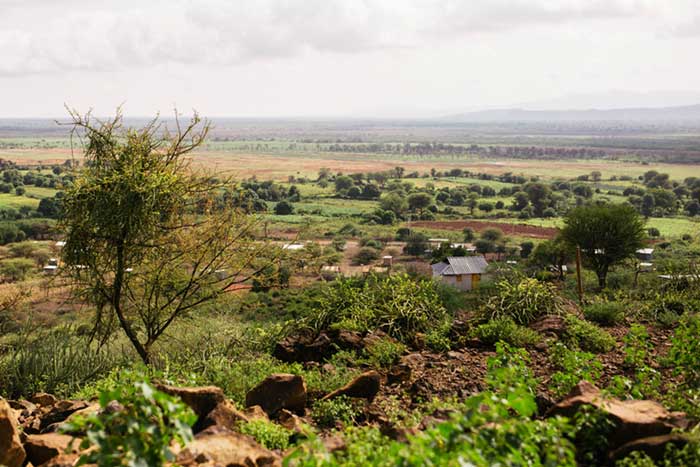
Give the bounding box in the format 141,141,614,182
573,405,616,466
549,343,603,399
353,246,380,265
0,327,122,399
288,342,577,466
583,301,625,326
238,419,293,450
473,317,540,347
362,338,406,368
424,319,453,352
562,315,616,353
307,274,448,343
561,203,646,289
606,324,661,400
668,315,700,387
486,277,561,325
64,381,195,467
311,396,360,428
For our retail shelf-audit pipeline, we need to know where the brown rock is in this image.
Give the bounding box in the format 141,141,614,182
245,374,307,416
242,405,269,422
278,409,305,434
30,393,58,407
41,400,90,431
530,315,566,338
609,433,689,464
273,331,335,363
177,426,280,466
193,400,249,433
321,371,380,402
0,399,26,467
24,433,75,466
387,364,411,385
38,453,81,467
155,384,225,417
9,399,37,415
547,381,689,448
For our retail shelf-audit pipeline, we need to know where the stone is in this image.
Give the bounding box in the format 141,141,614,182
155,384,225,417
547,381,689,448
609,433,689,464
530,315,566,338
9,399,37,415
278,409,305,434
273,332,334,363
387,364,411,385
177,426,280,466
321,371,380,401
24,433,75,467
40,400,90,431
30,393,58,407
37,453,81,467
0,399,26,467
245,374,307,416
193,400,249,433
242,405,269,421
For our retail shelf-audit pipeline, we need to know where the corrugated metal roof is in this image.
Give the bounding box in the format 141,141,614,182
445,256,488,275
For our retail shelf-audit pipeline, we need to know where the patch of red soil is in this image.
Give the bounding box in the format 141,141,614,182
410,220,559,239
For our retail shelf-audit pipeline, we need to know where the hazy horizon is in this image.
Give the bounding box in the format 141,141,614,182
1,0,699,119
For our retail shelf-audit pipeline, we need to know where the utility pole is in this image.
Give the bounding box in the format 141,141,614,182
575,245,584,305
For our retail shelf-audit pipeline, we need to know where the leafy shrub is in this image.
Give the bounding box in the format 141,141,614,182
473,318,540,347
486,277,561,325
549,343,603,398
667,315,700,387
238,419,293,450
307,274,447,343
562,315,615,353
353,247,380,265
424,319,453,352
63,381,195,466
0,327,123,398
312,395,360,428
363,338,406,368
583,301,625,326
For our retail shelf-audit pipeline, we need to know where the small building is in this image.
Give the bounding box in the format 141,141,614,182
427,238,449,250
321,265,341,280
431,256,489,291
382,255,393,267
636,248,654,262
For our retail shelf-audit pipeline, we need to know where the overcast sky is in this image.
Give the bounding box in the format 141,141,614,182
1,0,699,118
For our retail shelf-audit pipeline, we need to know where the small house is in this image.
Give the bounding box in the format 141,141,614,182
636,248,654,262
431,256,489,291
427,238,449,250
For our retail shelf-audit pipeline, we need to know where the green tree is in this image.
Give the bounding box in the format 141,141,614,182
380,192,408,217
60,110,270,364
530,236,572,280
334,175,354,193
274,201,294,215
407,192,433,214
560,204,646,288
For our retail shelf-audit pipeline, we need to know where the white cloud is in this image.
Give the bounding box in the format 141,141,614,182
0,0,660,75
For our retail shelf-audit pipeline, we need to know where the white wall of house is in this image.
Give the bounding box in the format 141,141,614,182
439,274,473,291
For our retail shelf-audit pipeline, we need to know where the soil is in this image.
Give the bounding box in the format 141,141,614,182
410,220,559,239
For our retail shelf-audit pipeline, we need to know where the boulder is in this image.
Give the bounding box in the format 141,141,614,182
0,399,26,467
155,384,225,417
242,405,269,422
278,409,305,434
547,381,689,448
40,400,90,431
30,393,58,407
245,374,306,416
177,426,280,466
321,371,380,402
530,315,566,338
273,332,334,363
193,400,250,433
24,433,75,466
38,453,81,467
609,433,689,464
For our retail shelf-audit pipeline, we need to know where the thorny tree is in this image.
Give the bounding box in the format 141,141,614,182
60,109,273,364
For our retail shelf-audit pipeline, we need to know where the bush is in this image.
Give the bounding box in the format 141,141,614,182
238,419,293,450
583,302,625,326
549,343,603,398
668,315,700,387
363,338,406,368
562,315,616,353
486,277,561,325
274,201,294,215
353,247,380,265
306,274,448,343
0,257,35,281
473,318,540,347
62,381,195,466
312,395,360,428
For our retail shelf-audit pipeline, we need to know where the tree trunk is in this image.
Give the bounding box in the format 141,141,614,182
113,241,151,364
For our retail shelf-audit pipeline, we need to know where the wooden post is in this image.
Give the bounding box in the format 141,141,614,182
575,245,584,305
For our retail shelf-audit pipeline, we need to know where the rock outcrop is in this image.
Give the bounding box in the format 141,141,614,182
245,374,307,416
0,399,26,467
322,370,381,401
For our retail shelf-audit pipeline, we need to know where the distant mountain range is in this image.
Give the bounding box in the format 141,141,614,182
443,104,700,122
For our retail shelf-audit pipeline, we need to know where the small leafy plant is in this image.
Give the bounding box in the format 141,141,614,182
63,381,195,467
583,301,625,326
311,395,360,428
238,419,293,450
563,315,616,353
473,317,540,347
549,343,603,399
